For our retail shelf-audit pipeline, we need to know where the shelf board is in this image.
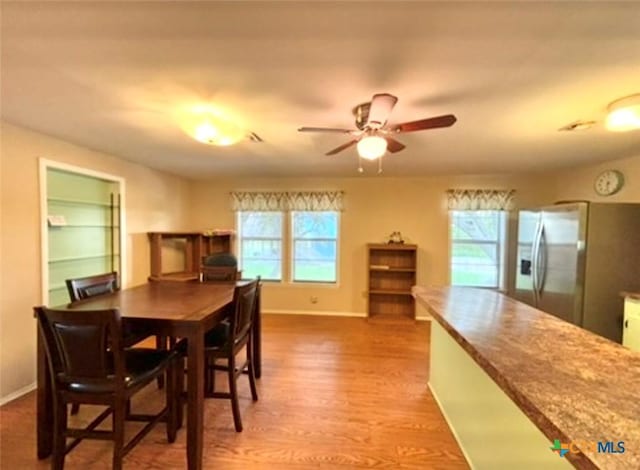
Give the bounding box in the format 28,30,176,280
48,225,118,229
49,254,119,263
369,266,415,272
368,243,417,250
48,284,68,292
48,197,119,208
368,289,414,296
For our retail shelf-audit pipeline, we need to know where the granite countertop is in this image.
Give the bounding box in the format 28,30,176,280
413,286,640,470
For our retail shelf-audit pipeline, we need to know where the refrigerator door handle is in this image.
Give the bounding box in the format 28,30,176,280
531,219,543,306
537,225,547,298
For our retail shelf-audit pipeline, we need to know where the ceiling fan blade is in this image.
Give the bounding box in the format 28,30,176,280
385,137,406,153
326,140,357,156
390,114,457,133
298,126,354,134
366,93,398,129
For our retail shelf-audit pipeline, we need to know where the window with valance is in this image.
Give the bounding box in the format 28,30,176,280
446,189,514,289
231,191,344,212
231,191,343,283
446,189,515,211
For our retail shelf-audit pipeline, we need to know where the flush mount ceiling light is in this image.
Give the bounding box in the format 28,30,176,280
181,104,258,146
193,120,243,146
606,94,640,132
356,134,387,160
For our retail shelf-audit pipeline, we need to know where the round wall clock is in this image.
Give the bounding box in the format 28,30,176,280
594,169,624,196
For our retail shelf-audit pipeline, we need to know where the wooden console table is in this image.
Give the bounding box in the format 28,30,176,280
148,231,232,282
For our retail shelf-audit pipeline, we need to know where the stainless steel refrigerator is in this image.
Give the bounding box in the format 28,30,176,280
511,201,640,343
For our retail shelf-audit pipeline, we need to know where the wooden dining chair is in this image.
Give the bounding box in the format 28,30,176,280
34,306,180,470
65,272,168,416
66,273,150,348
201,265,238,282
201,253,240,282
65,272,120,301
203,278,259,432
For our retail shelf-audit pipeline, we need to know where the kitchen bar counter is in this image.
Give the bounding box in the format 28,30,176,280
621,291,640,301
414,286,640,470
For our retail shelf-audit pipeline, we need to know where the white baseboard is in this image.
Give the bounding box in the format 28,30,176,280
0,382,36,407
428,382,474,470
265,309,431,321
264,309,367,318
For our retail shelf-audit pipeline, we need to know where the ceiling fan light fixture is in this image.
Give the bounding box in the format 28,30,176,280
357,135,387,160
606,94,640,132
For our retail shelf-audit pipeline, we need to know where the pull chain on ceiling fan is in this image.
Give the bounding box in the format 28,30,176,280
298,93,457,171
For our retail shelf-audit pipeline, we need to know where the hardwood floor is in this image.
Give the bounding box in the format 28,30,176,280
0,314,468,469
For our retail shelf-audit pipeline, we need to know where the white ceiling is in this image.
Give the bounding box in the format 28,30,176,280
2,1,640,178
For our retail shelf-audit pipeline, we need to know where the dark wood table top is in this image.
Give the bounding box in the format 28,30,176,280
413,285,640,470
66,281,240,322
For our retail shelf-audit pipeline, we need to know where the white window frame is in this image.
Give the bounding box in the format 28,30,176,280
290,211,339,284
449,210,508,290
236,211,284,282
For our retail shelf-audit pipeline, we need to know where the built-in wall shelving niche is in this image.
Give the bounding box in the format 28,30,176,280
46,167,122,307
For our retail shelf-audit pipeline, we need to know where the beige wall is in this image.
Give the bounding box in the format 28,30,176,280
545,153,640,203
0,122,192,400
189,175,550,317
3,118,636,401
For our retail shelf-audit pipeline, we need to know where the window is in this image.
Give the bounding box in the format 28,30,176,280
236,210,339,283
291,211,338,283
237,212,283,281
450,210,507,289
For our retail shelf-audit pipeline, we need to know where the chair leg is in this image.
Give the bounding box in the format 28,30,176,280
204,356,211,395
52,397,67,470
228,355,242,432
210,358,216,394
247,342,258,402
166,365,177,443
176,357,185,429
112,400,126,470
156,335,166,389
70,402,80,415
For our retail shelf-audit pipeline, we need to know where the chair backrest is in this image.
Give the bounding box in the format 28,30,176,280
202,252,238,268
201,265,238,282
229,278,260,344
66,272,119,303
34,306,125,388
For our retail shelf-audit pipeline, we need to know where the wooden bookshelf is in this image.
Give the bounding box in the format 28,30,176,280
367,243,417,318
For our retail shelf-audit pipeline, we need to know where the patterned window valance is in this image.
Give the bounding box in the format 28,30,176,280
287,191,344,211
446,189,515,211
231,191,344,212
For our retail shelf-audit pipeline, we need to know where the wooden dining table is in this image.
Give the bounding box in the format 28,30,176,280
36,280,262,470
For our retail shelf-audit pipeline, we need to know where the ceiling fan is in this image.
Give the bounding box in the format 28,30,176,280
298,93,457,171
